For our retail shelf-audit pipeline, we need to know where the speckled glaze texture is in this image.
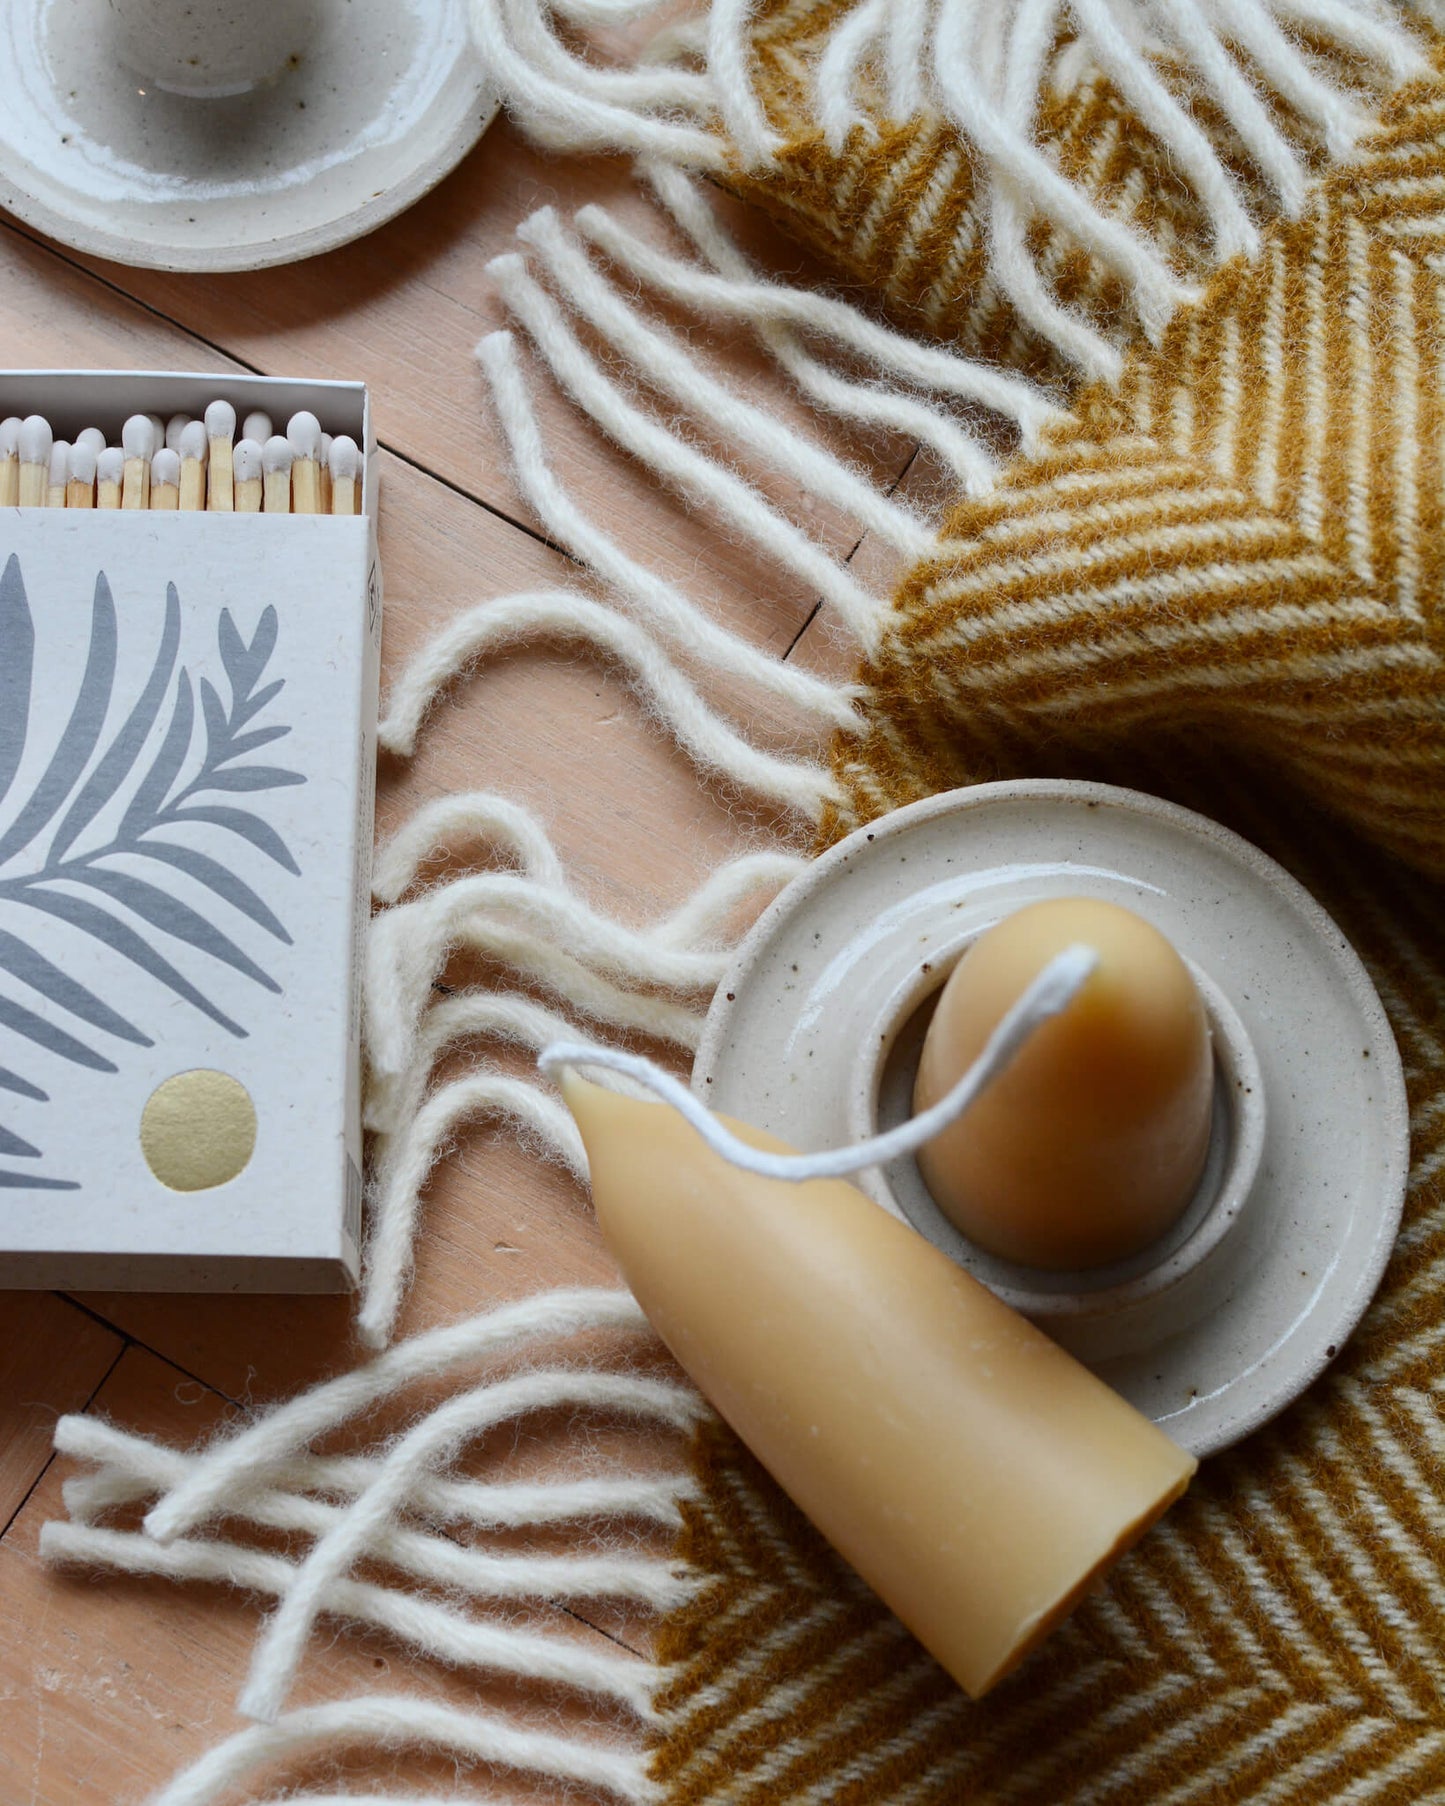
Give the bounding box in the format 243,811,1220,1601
695,782,1409,1458
0,0,493,270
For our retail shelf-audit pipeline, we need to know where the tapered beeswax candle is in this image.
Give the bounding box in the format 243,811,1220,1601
561,1073,1196,1698
915,899,1213,1270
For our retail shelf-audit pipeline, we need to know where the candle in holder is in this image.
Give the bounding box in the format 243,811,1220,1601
915,898,1214,1270
561,1072,1196,1699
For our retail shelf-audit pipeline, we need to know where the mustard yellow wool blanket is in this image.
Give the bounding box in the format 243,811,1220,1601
648,15,1445,1803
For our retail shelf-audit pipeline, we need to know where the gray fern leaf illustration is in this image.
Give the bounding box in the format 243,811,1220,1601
0,555,305,1189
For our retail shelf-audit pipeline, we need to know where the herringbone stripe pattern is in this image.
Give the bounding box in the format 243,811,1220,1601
649,20,1445,1806
653,786,1445,1802
834,72,1445,878
726,1,1354,382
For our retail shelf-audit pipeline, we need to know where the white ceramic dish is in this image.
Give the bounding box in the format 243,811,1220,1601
0,0,494,272
695,781,1410,1459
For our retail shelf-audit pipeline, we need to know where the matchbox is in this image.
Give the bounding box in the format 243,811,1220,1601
0,372,380,1290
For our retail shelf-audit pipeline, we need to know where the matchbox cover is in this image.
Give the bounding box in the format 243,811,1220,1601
0,373,380,1290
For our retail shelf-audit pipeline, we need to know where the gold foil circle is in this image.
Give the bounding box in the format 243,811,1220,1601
140,1070,257,1192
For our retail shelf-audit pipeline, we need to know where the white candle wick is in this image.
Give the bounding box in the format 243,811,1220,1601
540,944,1099,1184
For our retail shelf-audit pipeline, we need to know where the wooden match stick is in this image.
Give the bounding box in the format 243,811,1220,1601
287,411,322,514
328,435,361,515
121,415,156,509
178,420,208,511
46,440,70,509
67,442,97,508
319,432,333,514
96,447,123,510
205,400,236,510
151,448,181,510
234,438,264,513
18,416,52,508
0,417,21,507
242,410,272,447
262,435,293,513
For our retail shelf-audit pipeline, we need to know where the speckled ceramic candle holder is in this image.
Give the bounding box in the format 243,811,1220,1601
0,0,494,270
696,782,1410,1458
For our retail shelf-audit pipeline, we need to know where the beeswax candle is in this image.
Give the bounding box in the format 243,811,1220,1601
915,899,1213,1270
562,1073,1196,1698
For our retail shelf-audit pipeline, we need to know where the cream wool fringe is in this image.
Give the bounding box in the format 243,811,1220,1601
43,5,1432,1800
45,1292,695,1801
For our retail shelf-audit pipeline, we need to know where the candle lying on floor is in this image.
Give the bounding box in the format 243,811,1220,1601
561,1073,1196,1698
915,899,1214,1270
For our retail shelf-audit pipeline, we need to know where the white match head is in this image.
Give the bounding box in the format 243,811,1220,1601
69,442,98,485
19,415,52,465
48,440,70,487
75,426,106,458
327,434,361,480
145,413,165,447
179,419,209,463
204,399,236,441
242,410,272,444
122,414,157,459
151,448,181,488
286,410,322,460
262,434,294,475
165,413,192,453
233,438,265,483
97,448,124,486
0,417,20,458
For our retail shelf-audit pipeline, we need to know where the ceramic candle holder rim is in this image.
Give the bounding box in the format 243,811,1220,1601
842,927,1269,1324
695,779,1410,1456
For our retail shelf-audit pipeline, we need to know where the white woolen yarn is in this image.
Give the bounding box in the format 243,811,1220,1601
479,330,863,729
45,1292,696,1798
377,586,847,813
371,791,567,904
143,1289,659,1543
364,849,805,1085
514,207,937,561
148,1695,655,1806
42,1519,663,1709
58,1415,695,1530
486,255,887,648
234,1367,700,1723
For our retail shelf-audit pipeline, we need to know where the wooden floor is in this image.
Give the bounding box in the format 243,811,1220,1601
0,118,922,1801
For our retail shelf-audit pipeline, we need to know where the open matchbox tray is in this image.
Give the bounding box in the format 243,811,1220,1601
0,372,380,1291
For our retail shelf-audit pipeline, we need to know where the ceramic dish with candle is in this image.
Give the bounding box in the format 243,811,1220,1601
695,780,1410,1459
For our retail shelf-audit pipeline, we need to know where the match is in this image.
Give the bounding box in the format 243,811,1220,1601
96,447,123,509
262,434,294,513
205,399,236,510
121,414,156,509
46,440,70,509
150,447,181,510
234,437,264,512
66,442,97,509
178,420,208,511
328,435,361,515
0,417,19,507
18,416,53,508
287,411,323,514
